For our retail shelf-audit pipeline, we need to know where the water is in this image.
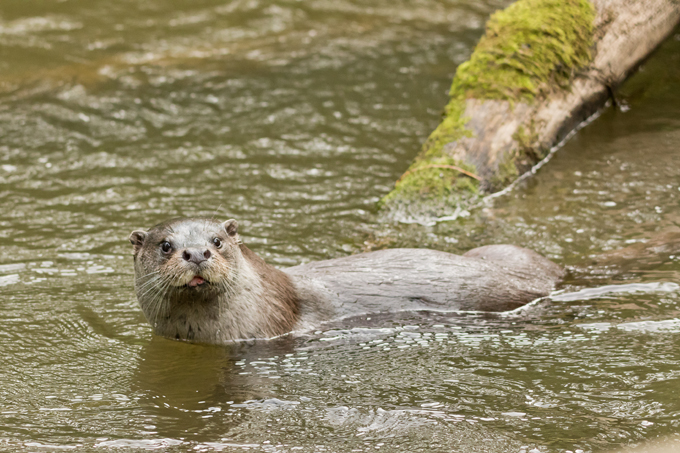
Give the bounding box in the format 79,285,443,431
1,1,680,451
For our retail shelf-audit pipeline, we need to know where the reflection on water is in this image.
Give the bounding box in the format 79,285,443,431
1,0,680,451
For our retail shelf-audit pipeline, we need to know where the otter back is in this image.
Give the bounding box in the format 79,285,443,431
286,245,564,321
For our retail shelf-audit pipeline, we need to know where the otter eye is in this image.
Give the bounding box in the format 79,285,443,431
212,237,223,249
160,241,172,253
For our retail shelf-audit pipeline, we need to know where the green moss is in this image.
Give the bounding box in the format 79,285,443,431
380,94,478,207
380,94,479,206
513,122,540,158
381,0,596,216
489,151,520,191
514,119,547,161
421,97,470,159
380,154,479,206
452,0,595,101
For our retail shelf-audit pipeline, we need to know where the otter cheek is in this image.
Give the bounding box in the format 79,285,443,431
208,265,231,286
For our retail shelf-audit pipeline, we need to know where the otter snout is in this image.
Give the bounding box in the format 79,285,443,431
182,248,211,265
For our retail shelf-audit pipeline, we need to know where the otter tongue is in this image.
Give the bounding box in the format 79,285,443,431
188,276,205,287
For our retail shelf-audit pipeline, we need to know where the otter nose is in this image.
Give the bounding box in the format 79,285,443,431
182,248,211,264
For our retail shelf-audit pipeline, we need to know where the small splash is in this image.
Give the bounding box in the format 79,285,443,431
551,282,679,302
0,274,20,287
230,398,301,409
577,318,680,333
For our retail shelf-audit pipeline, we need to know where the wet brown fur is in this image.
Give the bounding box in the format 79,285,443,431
130,218,565,344
239,245,300,335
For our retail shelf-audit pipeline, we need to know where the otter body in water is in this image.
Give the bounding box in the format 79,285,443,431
129,218,564,344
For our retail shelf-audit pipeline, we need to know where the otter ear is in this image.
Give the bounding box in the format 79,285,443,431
223,219,239,239
129,230,147,255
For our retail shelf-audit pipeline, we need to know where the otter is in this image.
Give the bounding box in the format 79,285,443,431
129,217,564,344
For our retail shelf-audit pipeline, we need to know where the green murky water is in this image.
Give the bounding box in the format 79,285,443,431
1,1,680,451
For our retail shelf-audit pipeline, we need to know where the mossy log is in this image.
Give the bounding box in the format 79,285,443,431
381,0,680,223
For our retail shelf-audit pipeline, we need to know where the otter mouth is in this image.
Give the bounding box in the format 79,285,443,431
187,276,208,288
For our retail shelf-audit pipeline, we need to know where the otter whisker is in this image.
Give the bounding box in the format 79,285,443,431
137,275,166,299
137,274,161,290
141,272,173,322
136,270,160,280
147,276,172,324
154,274,175,317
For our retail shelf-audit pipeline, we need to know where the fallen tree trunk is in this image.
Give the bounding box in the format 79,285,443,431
380,0,680,223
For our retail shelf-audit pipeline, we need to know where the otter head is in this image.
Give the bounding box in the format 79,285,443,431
129,218,242,321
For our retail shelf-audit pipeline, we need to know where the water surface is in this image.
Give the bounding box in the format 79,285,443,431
1,1,680,451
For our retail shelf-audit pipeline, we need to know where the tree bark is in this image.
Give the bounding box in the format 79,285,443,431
380,0,680,224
